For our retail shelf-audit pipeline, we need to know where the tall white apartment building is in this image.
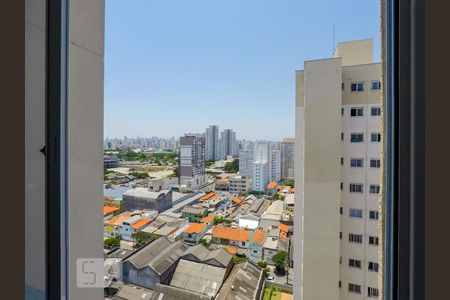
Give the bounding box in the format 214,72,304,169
294,39,381,300
281,138,295,180
205,125,220,161
238,149,254,178
269,149,281,182
253,162,269,192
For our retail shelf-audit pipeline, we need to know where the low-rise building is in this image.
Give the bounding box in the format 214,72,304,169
181,206,208,222
212,226,251,249
103,205,120,220
263,235,289,265
266,181,278,196
215,261,264,300
122,187,172,212
170,245,233,298
247,229,267,262
150,284,211,300
183,223,208,244
283,193,295,213
259,200,284,229
142,214,189,242
122,238,189,289
229,175,252,194
104,155,119,169
215,178,229,191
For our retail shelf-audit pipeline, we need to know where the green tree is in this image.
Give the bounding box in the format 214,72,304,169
214,216,224,224
104,236,120,249
257,261,267,269
224,159,239,173
129,171,149,179
272,251,288,267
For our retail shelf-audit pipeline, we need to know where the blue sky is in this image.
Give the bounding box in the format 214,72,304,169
104,0,380,141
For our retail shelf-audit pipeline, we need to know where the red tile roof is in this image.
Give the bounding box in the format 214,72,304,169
200,215,214,224
252,229,267,245
103,206,119,216
267,181,277,189
212,226,251,242
131,218,153,230
184,223,207,234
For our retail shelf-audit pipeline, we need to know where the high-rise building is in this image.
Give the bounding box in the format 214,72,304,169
238,149,254,178
179,134,206,186
269,149,281,182
294,39,381,300
205,125,220,161
280,138,295,180
220,129,238,159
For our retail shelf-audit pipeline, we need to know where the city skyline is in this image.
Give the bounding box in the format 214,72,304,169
104,0,380,140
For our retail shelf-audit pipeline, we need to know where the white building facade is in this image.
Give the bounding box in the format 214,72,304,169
294,39,382,300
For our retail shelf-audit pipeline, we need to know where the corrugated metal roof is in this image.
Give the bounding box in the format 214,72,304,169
170,259,227,297
116,284,153,300
150,284,211,300
124,238,188,275
215,262,263,300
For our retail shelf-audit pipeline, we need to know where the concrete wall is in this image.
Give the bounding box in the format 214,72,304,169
67,0,105,298
25,0,46,298
301,58,342,300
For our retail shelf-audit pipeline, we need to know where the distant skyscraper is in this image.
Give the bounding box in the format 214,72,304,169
220,129,238,159
238,149,254,178
179,134,205,185
269,149,281,182
281,138,295,180
205,125,220,161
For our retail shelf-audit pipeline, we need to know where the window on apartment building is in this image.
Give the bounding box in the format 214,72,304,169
341,132,344,141
340,256,342,264
369,236,379,246
349,233,363,244
370,185,380,194
350,183,363,193
340,232,342,239
341,157,344,165
340,182,343,190
342,83,345,91
349,208,363,218
371,80,381,90
341,107,344,115
370,159,381,168
371,106,381,116
340,207,343,215
339,281,342,288
368,262,379,272
350,158,364,167
348,283,362,294
369,210,379,220
349,258,362,268
371,132,381,142
368,287,379,297
350,82,364,92
350,107,364,117
350,133,364,143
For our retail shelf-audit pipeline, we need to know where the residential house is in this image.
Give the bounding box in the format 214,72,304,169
183,223,208,244
104,205,120,220
181,206,208,222
212,226,251,249
266,181,278,196
248,229,267,262
263,235,289,265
